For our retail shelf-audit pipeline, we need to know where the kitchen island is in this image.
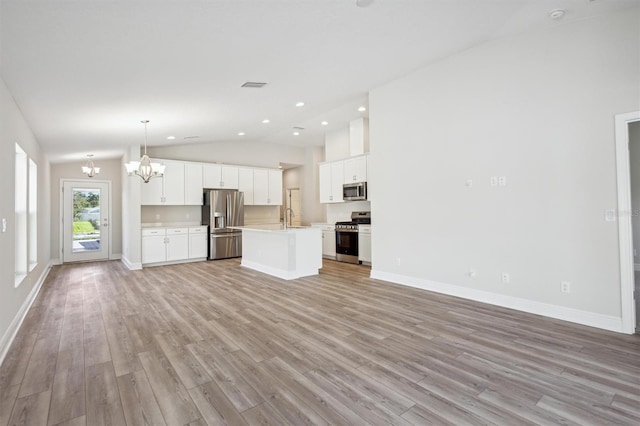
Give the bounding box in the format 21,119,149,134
231,225,322,280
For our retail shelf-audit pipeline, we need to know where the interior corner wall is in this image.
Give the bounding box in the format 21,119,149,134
629,122,640,267
302,145,325,224
369,8,640,331
50,158,123,259
0,76,51,355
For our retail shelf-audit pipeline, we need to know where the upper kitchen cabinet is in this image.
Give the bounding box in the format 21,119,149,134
343,155,367,183
203,164,239,189
319,161,344,203
140,159,185,205
238,167,255,205
253,169,283,205
184,163,203,205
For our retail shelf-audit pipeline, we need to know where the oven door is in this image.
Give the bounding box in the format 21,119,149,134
336,229,359,264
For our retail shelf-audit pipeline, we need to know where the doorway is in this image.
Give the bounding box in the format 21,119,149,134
62,180,111,263
286,188,301,226
615,111,640,334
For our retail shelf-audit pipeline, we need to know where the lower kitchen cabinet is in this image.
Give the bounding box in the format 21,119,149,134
358,225,371,264
142,226,206,266
188,226,208,259
315,224,336,259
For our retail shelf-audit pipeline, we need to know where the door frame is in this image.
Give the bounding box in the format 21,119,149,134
615,111,640,334
59,179,113,263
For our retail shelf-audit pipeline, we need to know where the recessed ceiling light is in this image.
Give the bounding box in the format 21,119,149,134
293,131,300,136
262,119,270,124
549,9,565,19
321,121,329,126
358,106,367,112
167,136,175,140
296,102,305,107
237,132,245,136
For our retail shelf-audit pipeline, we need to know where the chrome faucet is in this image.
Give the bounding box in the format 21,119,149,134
284,207,295,229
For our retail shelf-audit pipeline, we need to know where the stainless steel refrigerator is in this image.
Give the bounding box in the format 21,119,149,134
202,189,244,260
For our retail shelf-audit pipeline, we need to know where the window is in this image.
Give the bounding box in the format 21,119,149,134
15,143,27,286
29,159,37,271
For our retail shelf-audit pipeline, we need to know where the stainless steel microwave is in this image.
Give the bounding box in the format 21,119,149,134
343,182,367,201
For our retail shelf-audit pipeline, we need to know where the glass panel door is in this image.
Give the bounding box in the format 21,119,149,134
63,181,110,262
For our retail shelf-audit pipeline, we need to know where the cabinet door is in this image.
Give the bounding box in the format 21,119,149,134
238,168,254,205
253,169,269,205
221,166,239,189
358,232,371,262
140,175,164,205
142,235,166,263
330,162,344,203
203,164,222,188
189,234,208,259
167,235,189,261
343,156,367,183
184,163,203,205
322,229,336,257
162,160,185,205
267,170,283,205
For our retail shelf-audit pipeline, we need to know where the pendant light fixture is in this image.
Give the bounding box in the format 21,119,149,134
81,154,100,177
124,120,165,183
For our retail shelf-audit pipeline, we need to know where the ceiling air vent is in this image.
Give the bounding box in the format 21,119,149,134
241,81,268,88
293,126,305,131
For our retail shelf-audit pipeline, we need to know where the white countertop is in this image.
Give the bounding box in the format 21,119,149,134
141,222,205,228
230,224,317,233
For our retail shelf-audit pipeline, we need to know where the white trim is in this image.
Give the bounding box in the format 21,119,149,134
0,261,53,366
50,258,62,266
371,270,623,333
121,256,142,271
615,111,640,334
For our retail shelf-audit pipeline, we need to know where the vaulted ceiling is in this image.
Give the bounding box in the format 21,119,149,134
2,0,637,162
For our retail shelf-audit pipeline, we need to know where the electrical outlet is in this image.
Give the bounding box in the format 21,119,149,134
396,257,401,266
605,209,617,222
490,176,498,187
1,218,6,233
498,176,507,187
501,272,510,283
465,179,473,188
468,268,476,278
561,281,571,293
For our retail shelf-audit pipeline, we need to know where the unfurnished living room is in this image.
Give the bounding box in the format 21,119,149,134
1,1,640,425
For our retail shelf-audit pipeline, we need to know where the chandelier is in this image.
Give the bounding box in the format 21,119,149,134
81,154,100,178
124,120,165,183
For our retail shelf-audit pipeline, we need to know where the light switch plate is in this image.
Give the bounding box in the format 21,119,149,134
1,218,6,233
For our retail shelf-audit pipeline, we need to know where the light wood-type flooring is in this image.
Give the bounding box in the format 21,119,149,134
1,259,640,425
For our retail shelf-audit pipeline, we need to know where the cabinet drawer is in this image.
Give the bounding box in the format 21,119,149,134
166,227,188,235
142,228,166,236
189,226,208,234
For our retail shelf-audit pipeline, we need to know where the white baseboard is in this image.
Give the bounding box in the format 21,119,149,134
50,258,62,266
121,256,142,271
0,260,53,366
111,253,122,260
370,269,624,334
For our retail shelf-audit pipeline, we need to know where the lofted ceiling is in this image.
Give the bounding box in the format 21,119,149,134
1,0,638,163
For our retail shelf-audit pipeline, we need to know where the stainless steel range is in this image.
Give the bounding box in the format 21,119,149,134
335,211,371,264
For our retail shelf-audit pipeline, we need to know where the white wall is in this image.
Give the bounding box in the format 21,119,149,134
629,122,640,268
50,158,123,260
121,146,142,269
325,128,350,162
0,77,51,359
369,8,640,331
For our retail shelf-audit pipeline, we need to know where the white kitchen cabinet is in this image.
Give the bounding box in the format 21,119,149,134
184,163,203,205
238,167,254,205
203,164,239,189
253,168,283,205
140,159,185,205
320,225,336,259
319,161,344,203
142,227,201,265
188,226,208,259
343,155,367,183
358,225,371,264
141,229,166,264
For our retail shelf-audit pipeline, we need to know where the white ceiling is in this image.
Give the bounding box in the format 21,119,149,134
1,0,638,163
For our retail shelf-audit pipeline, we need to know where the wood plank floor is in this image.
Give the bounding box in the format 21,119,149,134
1,259,640,425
